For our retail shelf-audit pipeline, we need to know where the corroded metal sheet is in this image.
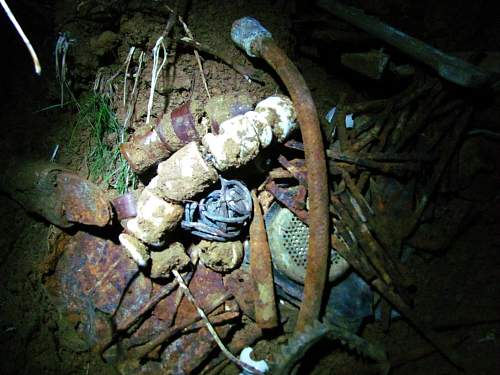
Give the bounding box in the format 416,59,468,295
224,269,257,321
46,231,138,317
153,263,226,326
160,325,232,374
114,273,152,329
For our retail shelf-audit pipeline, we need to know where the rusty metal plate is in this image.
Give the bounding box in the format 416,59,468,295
224,268,257,321
45,231,138,317
114,273,152,329
160,324,233,374
153,264,227,326
57,172,111,226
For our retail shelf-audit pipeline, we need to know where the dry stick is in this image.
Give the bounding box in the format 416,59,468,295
122,47,136,107
177,18,211,98
183,311,240,332
1,0,41,75
118,271,192,332
172,270,263,375
200,323,263,375
123,51,145,130
168,254,200,327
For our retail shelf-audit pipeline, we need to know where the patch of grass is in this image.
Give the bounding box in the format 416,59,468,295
73,93,136,194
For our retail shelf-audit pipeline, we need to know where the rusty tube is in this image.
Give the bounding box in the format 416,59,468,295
232,18,330,332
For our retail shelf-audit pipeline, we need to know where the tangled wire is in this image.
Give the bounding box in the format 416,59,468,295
182,178,252,241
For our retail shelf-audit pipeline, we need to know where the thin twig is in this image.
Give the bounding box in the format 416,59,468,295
177,18,211,98
123,47,136,107
123,51,145,133
179,37,264,81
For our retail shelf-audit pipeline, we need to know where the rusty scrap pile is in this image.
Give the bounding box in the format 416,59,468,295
0,5,488,374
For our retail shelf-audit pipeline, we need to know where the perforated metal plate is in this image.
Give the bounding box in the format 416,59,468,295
265,202,350,284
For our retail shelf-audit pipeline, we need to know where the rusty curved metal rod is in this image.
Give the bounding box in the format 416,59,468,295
232,17,330,332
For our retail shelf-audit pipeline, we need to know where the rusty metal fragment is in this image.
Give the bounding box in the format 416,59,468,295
0,161,111,227
266,181,308,224
154,263,227,326
278,155,308,187
341,50,390,80
113,273,152,330
120,129,171,174
223,268,257,320
160,324,233,373
111,192,138,220
57,172,111,226
48,231,138,314
45,232,137,346
259,37,330,333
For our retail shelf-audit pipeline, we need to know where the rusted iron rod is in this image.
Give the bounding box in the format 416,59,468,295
250,191,279,329
231,18,330,332
317,0,496,88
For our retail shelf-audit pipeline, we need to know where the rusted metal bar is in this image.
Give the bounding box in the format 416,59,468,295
317,0,497,88
232,17,330,333
250,191,279,329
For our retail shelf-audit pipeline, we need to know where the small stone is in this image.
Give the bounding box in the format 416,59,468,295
150,242,190,279
198,240,244,273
